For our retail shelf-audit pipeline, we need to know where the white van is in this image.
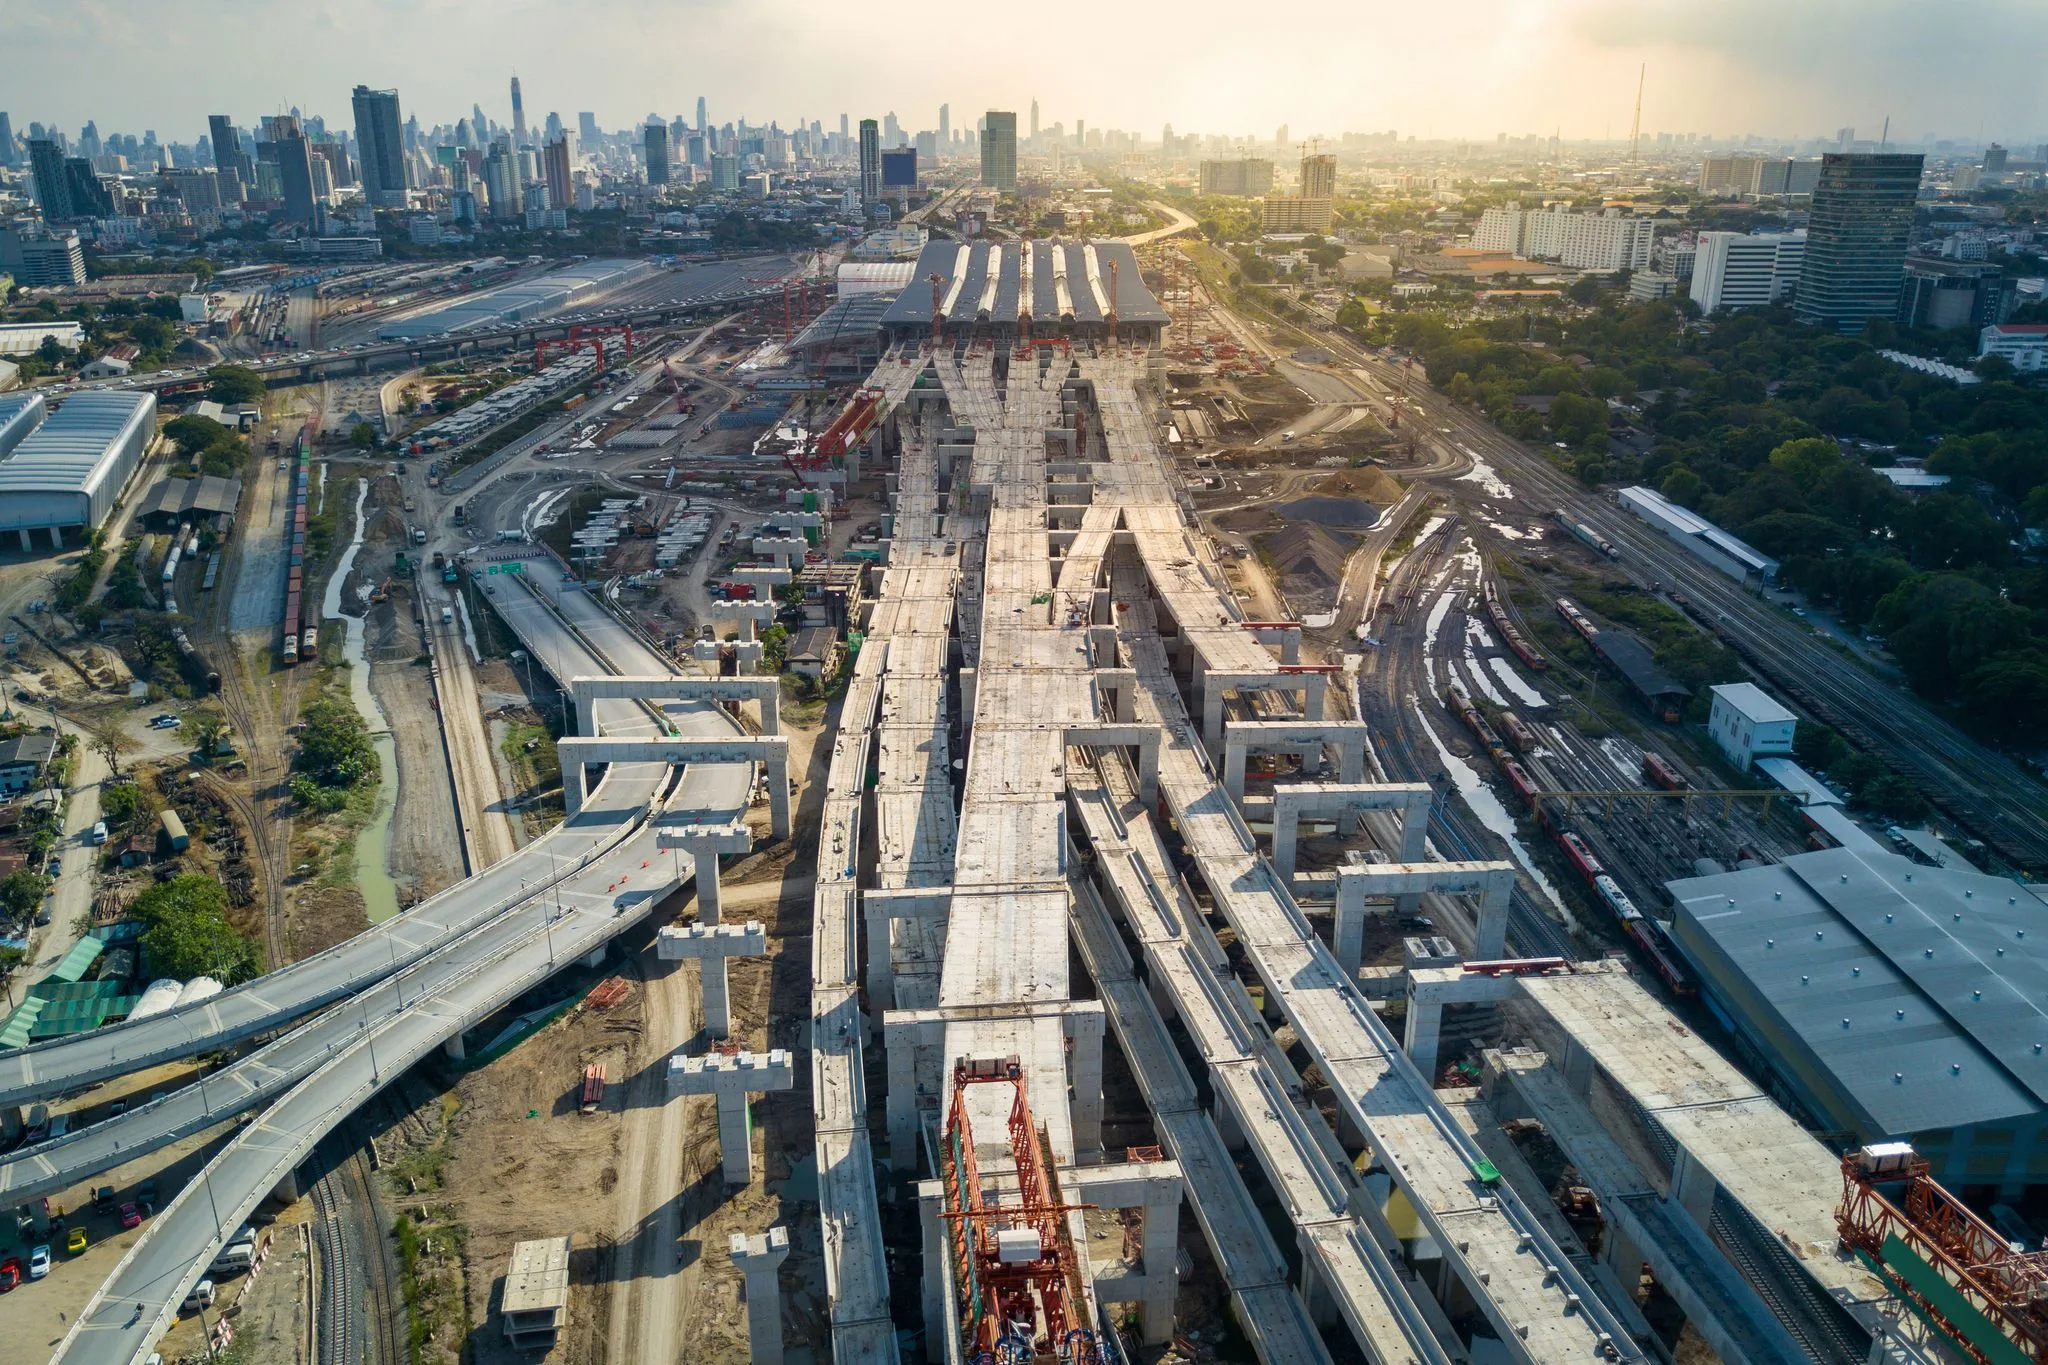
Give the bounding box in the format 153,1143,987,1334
182,1279,216,1311
90,821,108,845
209,1236,256,1274
440,606,454,625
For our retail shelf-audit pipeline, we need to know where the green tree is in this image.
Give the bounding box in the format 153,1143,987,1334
1446,372,1477,405
128,315,175,352
294,697,375,789
206,364,266,404
131,875,259,982
349,422,376,449
1658,465,1707,508
0,869,51,921
181,708,230,762
87,725,124,779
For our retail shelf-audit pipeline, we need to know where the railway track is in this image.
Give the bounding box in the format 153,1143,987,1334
310,1132,403,1365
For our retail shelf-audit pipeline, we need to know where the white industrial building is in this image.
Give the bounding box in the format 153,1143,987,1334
1978,322,2048,372
1689,231,1806,314
1707,682,1797,770
0,390,156,546
1616,484,1779,586
1468,205,1655,271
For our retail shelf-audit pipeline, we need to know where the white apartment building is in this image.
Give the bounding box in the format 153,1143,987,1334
1689,231,1807,314
1468,205,1655,271
1978,323,2048,372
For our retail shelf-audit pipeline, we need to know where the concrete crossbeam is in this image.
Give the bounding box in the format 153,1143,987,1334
1203,672,1333,756
882,1002,1107,1168
1401,965,1516,1079
652,822,751,923
658,921,768,1038
729,1226,792,1365
1065,723,1161,806
569,674,781,736
861,888,952,1015
1223,720,1369,801
1269,782,1433,881
1334,861,1514,967
557,735,789,838
668,1049,795,1184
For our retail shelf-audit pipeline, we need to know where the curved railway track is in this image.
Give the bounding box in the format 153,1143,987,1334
310,1134,402,1365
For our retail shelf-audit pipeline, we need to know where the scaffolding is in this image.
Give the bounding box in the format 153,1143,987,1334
939,1056,1104,1365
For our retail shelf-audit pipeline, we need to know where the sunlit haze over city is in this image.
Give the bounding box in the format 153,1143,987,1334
3,7,2048,1365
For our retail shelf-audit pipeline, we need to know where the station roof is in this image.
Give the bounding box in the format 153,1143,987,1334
138,474,243,521
0,391,153,499
879,239,1168,332
1588,632,1688,701
1669,847,2048,1137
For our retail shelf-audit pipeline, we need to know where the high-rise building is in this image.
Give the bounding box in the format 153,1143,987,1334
1029,99,1039,141
351,86,407,208
643,121,671,185
1276,123,1289,149
1198,158,1274,196
981,110,1017,192
578,111,600,146
26,138,71,219
159,167,222,212
483,136,521,218
857,118,881,208
1983,144,2008,175
274,128,317,223
1690,231,1807,313
1793,153,1924,333
709,154,740,192
510,75,527,148
1897,257,2013,332
208,115,250,193
939,104,950,148
882,112,902,149
0,113,16,168
696,96,707,134
839,113,849,141
0,227,86,287
542,134,573,212
1297,152,1336,200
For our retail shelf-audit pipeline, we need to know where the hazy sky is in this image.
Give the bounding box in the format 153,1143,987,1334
11,0,2046,146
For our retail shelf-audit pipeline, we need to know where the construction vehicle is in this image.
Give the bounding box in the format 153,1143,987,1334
1840,1142,2048,1363
579,1064,606,1115
369,580,390,604
938,1055,1106,1365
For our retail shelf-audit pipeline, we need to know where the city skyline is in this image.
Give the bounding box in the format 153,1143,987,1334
8,0,2047,146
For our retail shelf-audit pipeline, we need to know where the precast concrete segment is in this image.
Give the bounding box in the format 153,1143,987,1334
1069,758,1457,1365
1484,1048,1815,1365
1107,591,1641,1363
1051,345,1642,1362
1514,966,1879,1305
801,352,950,1365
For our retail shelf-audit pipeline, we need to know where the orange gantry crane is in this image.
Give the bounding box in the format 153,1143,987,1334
1839,1142,2048,1364
534,322,634,373
939,1056,1105,1365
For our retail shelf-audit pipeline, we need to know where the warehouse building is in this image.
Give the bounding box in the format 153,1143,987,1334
879,239,1168,344
1668,848,2048,1198
1617,485,1778,586
0,390,156,546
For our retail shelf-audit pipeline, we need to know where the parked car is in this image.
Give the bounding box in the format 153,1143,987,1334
65,1226,87,1255
28,1245,51,1279
0,1257,21,1291
119,1202,142,1230
150,713,180,729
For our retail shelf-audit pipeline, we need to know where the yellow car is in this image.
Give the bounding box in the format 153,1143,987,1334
65,1226,87,1255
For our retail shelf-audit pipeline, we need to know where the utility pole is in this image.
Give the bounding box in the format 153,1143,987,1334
1629,64,1645,163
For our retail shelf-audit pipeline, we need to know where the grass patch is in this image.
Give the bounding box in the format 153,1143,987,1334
500,721,560,788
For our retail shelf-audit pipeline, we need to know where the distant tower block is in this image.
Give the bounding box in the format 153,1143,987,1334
728,1227,791,1365
657,921,767,1038
667,1049,794,1184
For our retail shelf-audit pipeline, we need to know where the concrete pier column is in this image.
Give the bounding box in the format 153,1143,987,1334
1404,988,1445,1081
1333,875,1368,979
1475,877,1509,959
657,922,766,1039
1672,1147,1720,1228
1224,741,1249,802
695,849,722,923
444,1032,467,1061
728,1228,790,1365
1067,1010,1105,1153
1301,673,1326,720
17,529,31,552
1139,1184,1182,1344
766,749,791,841
886,1027,921,1170
1601,1222,1647,1301
918,1181,951,1334
667,1050,794,1185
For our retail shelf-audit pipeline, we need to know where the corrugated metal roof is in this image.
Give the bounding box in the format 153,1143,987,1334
46,936,104,984
1670,848,2048,1136
1754,757,1841,805
880,238,1169,331
0,390,153,497
0,391,47,458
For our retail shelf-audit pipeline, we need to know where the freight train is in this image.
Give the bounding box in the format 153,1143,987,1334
281,419,313,665
1441,681,1693,994
169,626,222,692
1554,596,1600,646
1551,508,1620,560
1642,752,1688,792
1480,580,1547,672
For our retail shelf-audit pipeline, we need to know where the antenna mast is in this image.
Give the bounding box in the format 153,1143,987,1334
1629,64,1645,163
